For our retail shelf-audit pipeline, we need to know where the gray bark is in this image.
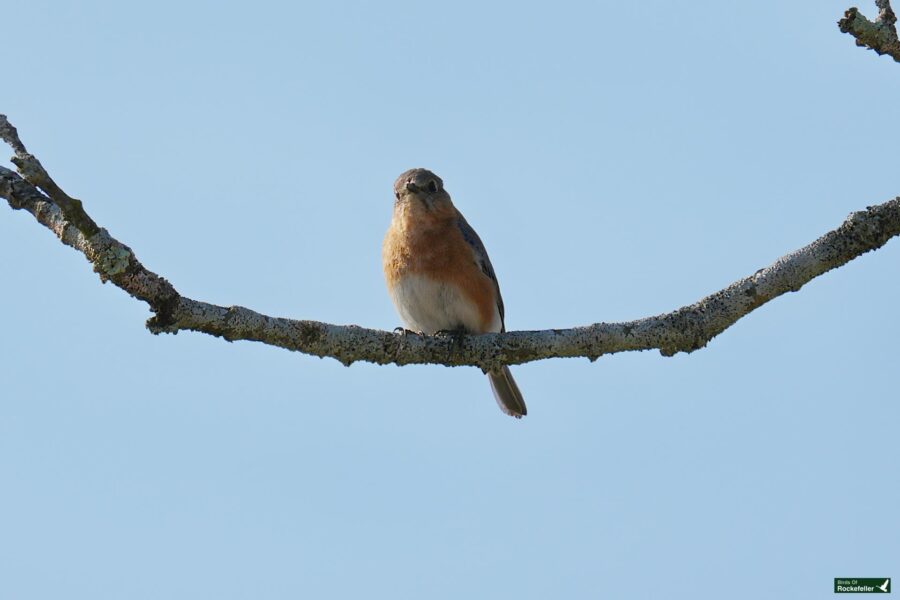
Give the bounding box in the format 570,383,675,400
839,0,900,61
3,113,898,372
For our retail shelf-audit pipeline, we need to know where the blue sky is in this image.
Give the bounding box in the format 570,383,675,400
2,1,898,598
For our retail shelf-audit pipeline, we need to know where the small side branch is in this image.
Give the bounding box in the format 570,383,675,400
839,0,900,61
2,114,900,371
0,117,99,236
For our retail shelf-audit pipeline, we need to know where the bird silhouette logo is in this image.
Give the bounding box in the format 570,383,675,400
878,579,890,593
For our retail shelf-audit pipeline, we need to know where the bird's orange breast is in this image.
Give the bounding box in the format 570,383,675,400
383,206,498,333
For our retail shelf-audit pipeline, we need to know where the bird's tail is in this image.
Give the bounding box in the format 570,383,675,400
488,366,527,418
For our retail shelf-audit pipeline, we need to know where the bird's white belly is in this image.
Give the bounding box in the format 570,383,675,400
388,273,498,334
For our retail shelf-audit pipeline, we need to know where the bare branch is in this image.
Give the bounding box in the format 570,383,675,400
2,115,900,370
0,116,100,236
839,0,900,61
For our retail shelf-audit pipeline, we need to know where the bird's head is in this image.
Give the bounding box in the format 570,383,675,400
393,168,454,215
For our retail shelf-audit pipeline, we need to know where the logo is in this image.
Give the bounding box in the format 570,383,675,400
835,578,891,593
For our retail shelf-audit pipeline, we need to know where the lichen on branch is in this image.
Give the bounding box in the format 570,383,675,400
839,0,900,61
2,113,900,371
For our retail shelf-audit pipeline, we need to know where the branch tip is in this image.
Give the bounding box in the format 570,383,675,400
839,0,900,61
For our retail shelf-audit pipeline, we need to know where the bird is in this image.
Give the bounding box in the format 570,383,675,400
382,168,527,418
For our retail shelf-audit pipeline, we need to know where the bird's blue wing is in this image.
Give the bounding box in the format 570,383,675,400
456,210,506,330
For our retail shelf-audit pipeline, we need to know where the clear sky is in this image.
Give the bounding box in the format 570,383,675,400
2,1,897,598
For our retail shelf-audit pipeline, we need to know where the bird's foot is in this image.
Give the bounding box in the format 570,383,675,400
393,327,419,336
434,328,467,338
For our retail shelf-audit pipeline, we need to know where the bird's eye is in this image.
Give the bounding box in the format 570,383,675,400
428,180,438,193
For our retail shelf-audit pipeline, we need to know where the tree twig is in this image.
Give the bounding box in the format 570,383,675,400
0,116,99,236
839,0,900,61
2,114,899,371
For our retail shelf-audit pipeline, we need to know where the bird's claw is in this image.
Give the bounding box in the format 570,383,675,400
434,328,467,338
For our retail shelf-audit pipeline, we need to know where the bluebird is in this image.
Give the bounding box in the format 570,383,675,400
382,168,527,418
